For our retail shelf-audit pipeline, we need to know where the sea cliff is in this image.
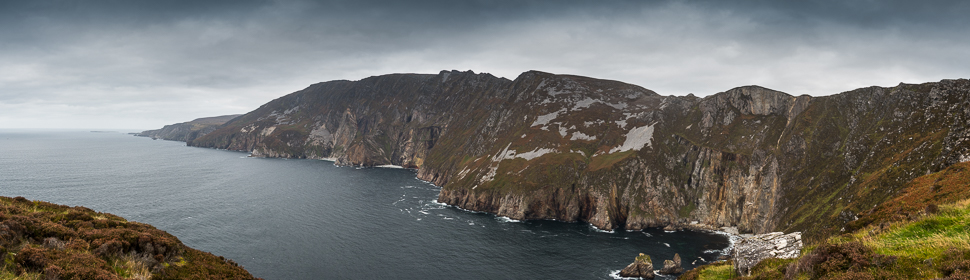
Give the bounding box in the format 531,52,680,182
164,70,969,241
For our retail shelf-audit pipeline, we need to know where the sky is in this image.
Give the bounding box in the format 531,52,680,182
1,0,969,130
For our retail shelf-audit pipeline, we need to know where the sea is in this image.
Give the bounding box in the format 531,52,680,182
0,130,729,279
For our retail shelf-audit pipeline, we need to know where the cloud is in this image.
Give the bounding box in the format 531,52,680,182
0,0,968,129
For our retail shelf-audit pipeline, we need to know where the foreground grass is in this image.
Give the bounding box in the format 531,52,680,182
860,200,970,260
681,199,970,280
678,261,736,280
0,196,258,280
681,162,970,279
700,264,736,279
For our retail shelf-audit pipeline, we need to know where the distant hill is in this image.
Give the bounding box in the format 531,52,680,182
136,115,241,142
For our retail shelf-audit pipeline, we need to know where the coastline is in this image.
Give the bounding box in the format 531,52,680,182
426,179,737,278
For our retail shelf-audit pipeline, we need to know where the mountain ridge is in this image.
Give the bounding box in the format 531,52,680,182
146,70,970,242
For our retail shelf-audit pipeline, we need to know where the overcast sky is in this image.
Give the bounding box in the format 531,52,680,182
2,0,968,130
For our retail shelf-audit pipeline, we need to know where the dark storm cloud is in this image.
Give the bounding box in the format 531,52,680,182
1,0,968,128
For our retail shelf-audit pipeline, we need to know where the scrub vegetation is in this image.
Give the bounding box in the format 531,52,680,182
0,196,259,280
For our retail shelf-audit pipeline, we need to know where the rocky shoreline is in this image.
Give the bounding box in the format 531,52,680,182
434,193,742,278
432,183,791,279
615,226,802,279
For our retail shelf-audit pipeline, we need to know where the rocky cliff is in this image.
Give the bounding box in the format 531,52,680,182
182,70,970,241
137,114,241,142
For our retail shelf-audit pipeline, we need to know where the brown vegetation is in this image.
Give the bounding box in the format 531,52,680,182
0,196,259,280
846,161,970,233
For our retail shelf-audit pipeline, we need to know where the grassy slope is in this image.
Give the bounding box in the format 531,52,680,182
0,196,258,280
680,161,970,279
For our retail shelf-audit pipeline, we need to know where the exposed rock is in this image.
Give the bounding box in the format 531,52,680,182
619,253,655,279
658,253,684,275
720,226,740,235
733,231,803,276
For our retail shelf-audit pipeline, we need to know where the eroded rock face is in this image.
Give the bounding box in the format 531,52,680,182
733,232,803,276
619,253,655,279
166,70,970,239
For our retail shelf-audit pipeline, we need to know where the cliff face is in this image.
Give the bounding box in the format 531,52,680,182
137,114,241,142
186,70,970,241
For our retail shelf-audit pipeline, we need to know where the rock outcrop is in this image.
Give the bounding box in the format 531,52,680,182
619,253,655,279
137,114,241,142
732,231,803,276
658,253,684,275
152,70,970,241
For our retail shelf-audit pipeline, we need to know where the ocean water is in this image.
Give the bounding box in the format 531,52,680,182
0,130,729,279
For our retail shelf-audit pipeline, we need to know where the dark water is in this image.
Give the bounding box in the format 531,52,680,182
0,130,729,279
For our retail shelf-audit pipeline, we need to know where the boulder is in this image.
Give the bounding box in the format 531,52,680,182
619,253,655,279
658,253,684,274
733,231,803,276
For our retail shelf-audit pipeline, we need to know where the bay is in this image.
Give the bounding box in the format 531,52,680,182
0,130,729,279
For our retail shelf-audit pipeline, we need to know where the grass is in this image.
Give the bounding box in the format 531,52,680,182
699,264,736,279
856,199,970,261
678,261,735,280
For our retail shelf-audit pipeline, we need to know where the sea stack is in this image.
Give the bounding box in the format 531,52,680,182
659,253,684,274
619,253,655,279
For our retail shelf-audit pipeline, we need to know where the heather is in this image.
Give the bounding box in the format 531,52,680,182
0,196,258,280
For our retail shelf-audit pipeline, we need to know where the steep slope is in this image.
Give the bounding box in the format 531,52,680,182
137,114,241,142
187,70,970,241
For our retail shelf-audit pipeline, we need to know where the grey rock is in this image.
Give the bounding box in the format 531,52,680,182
733,231,803,276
